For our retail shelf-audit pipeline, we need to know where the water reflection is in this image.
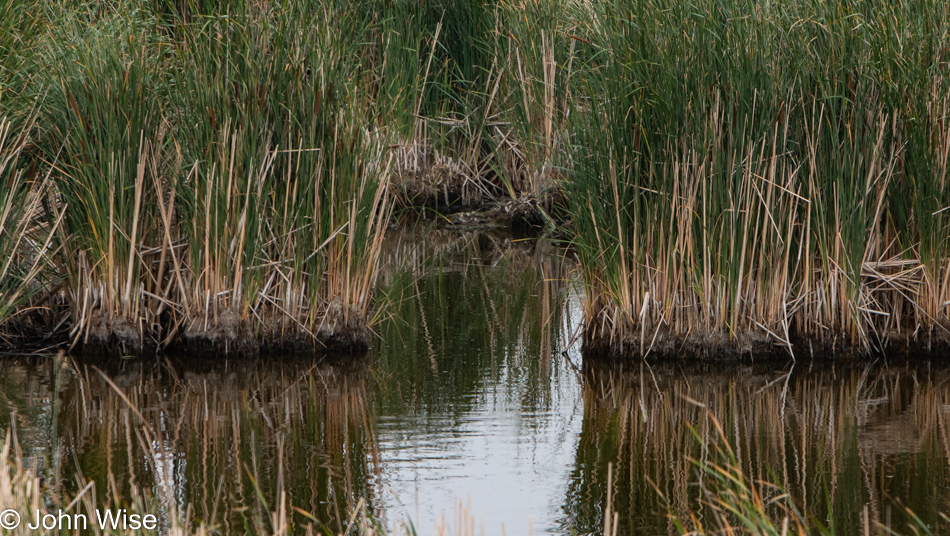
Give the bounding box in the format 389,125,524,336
568,360,950,535
373,224,584,534
0,356,380,535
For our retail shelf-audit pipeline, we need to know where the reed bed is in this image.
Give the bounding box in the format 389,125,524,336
366,0,574,220
6,0,950,359
0,0,577,356
166,2,391,355
0,0,396,355
569,0,950,358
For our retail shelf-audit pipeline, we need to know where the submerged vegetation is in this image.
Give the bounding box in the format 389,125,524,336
1,0,949,358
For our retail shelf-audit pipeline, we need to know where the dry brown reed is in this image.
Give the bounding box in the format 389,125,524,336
0,117,62,338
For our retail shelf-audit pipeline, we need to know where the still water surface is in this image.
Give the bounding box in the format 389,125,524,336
1,226,949,535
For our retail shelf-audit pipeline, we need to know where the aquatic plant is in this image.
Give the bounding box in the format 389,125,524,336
169,1,390,353
0,119,61,333
491,0,576,202
32,4,169,354
5,0,950,359
6,0,395,355
664,410,944,536
568,0,950,358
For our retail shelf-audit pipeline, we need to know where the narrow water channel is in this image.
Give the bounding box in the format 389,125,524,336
1,225,949,535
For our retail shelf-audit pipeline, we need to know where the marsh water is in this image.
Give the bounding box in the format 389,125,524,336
2,225,950,535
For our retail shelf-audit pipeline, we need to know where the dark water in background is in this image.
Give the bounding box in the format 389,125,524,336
2,225,950,535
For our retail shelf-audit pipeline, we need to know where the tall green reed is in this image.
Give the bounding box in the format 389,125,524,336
0,0,46,115
569,0,950,357
31,4,168,352
171,1,391,351
0,0,399,354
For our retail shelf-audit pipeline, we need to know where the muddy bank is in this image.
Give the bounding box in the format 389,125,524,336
582,319,950,361
20,299,374,359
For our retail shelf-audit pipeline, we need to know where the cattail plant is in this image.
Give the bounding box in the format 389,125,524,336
568,0,950,358
0,118,61,332
170,1,391,353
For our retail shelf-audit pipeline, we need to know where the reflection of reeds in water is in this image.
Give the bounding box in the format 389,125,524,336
0,354,545,536
566,361,950,536
52,357,381,535
375,222,574,412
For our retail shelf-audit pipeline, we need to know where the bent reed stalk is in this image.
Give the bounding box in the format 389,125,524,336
569,0,950,358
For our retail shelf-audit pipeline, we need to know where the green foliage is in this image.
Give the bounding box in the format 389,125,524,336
170,1,390,329
567,0,950,354
33,4,166,317
0,0,47,117
0,120,60,326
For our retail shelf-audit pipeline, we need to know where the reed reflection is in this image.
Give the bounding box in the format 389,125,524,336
372,222,584,533
2,356,381,535
564,361,950,536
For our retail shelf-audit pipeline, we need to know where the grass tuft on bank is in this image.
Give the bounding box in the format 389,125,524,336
568,0,950,358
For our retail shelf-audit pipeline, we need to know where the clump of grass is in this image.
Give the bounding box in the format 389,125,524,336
377,0,502,211
668,412,812,536
0,118,61,336
2,0,395,355
170,1,391,353
663,410,942,536
31,3,168,354
377,0,575,217
568,0,950,358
